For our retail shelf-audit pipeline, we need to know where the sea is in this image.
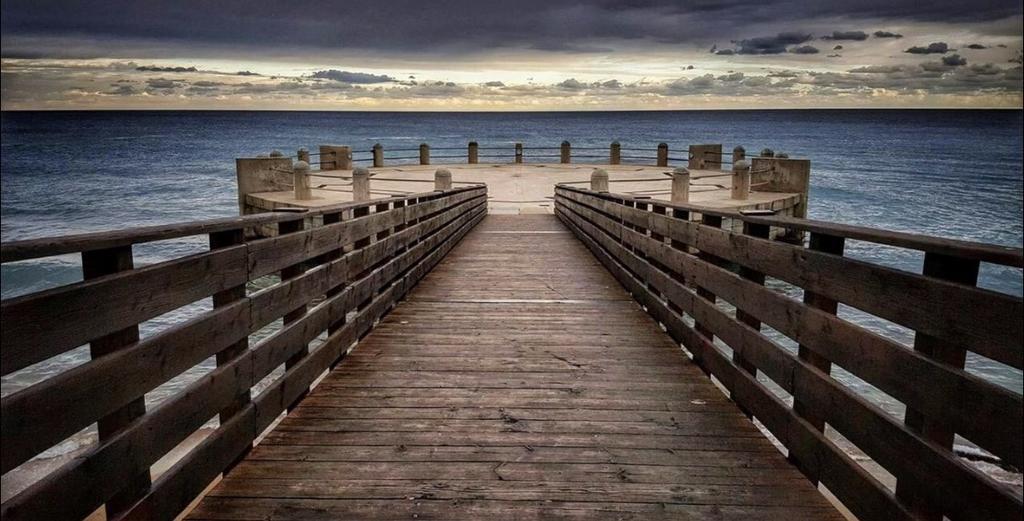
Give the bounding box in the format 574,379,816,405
1,109,1022,490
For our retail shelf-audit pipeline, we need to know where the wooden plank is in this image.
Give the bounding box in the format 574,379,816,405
557,193,1022,468
0,245,248,376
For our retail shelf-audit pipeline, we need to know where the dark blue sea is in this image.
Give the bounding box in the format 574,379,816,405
1,110,1022,470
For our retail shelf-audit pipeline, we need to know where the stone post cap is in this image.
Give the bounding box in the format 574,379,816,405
776,152,789,158
435,168,452,177
611,140,620,145
269,150,284,157
353,167,370,177
760,148,774,157
733,160,749,171
733,145,745,153
298,147,308,153
672,167,690,175
561,141,571,146
294,160,310,170
591,168,609,176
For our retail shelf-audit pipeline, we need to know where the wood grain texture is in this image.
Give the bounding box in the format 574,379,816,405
187,214,841,521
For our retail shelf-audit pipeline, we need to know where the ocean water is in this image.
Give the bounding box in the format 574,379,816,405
1,110,1022,467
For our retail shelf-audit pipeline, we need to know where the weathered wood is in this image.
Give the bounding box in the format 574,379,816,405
557,192,1023,521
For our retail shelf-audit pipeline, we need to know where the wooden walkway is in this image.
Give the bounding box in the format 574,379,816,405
188,215,842,520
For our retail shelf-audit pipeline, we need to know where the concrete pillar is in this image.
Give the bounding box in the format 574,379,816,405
297,148,310,163
419,143,430,165
733,146,746,163
590,168,609,192
657,143,668,167
372,143,383,167
468,141,479,164
515,143,523,164
352,167,371,202
235,156,293,214
760,148,774,158
560,141,571,164
294,161,312,200
610,141,621,165
319,145,351,170
776,152,790,159
731,160,750,200
671,167,690,203
269,150,284,158
435,168,453,191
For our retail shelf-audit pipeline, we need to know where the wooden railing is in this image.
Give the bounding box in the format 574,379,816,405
554,185,1023,521
0,185,488,520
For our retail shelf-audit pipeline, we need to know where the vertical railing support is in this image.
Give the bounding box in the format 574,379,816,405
82,246,150,517
671,167,690,203
733,145,745,163
896,253,980,520
590,168,609,192
319,145,351,170
353,167,371,202
515,143,523,164
610,141,621,165
278,215,309,411
657,143,668,167
297,147,310,163
468,141,478,164
435,168,452,190
293,161,312,200
731,160,750,200
560,141,571,164
372,143,383,167
419,143,430,165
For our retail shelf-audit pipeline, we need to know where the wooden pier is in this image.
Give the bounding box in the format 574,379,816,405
1,148,1022,521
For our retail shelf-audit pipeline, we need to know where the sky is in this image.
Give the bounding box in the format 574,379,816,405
1,0,1022,110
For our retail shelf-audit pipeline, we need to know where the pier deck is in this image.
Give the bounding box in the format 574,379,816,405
187,215,841,521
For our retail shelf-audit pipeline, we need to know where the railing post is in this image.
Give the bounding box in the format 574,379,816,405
896,253,980,520
269,150,284,158
353,166,371,202
610,141,621,165
419,143,430,165
319,145,351,170
731,160,750,200
82,246,151,517
468,141,478,164
590,168,609,192
293,160,312,200
515,143,523,164
733,145,745,162
277,214,308,411
760,148,774,158
671,167,690,203
297,147,310,163
435,168,452,191
790,231,845,482
209,227,251,467
560,141,571,164
656,143,668,167
372,143,383,167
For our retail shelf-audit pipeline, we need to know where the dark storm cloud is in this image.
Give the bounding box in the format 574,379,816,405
873,31,904,38
1,0,1020,58
822,31,868,40
905,42,950,54
791,45,820,54
136,65,197,73
966,44,988,49
733,32,813,55
942,54,967,66
309,70,395,83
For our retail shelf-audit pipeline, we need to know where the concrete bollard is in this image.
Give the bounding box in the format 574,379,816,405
419,143,430,165
468,141,479,164
733,146,746,163
671,167,690,203
319,145,352,170
435,168,453,191
560,141,571,164
352,167,371,202
372,143,383,167
294,161,312,200
515,143,523,164
297,148,310,163
657,143,668,167
610,141,621,165
776,152,789,159
731,160,750,200
270,150,284,158
590,168,609,192
760,148,774,158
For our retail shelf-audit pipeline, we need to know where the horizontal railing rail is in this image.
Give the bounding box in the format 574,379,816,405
0,185,488,520
554,184,1023,521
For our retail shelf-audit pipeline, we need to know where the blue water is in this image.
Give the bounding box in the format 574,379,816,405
1,110,1022,458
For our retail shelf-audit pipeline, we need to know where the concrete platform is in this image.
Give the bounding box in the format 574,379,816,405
245,163,802,217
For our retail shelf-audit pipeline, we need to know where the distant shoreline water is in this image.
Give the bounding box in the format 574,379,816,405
1,109,1021,492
